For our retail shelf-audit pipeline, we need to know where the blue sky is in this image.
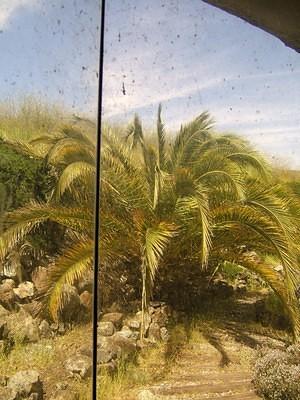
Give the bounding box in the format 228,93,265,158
1,0,300,168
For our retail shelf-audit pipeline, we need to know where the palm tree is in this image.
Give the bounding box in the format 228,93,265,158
1,107,300,340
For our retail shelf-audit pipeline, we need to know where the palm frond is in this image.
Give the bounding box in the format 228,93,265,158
54,161,95,199
157,103,166,169
46,239,94,320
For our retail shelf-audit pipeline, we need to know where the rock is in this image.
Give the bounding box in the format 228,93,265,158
98,321,115,337
7,370,43,399
77,276,93,295
0,304,9,335
97,336,121,364
39,320,52,339
137,389,158,400
148,323,161,342
6,309,40,343
136,311,151,332
111,333,137,360
102,312,124,330
13,281,35,300
0,281,16,310
57,322,66,335
126,317,140,330
119,325,133,339
160,327,169,342
64,355,92,379
58,284,81,323
1,279,15,289
31,267,48,292
79,291,92,311
20,301,40,317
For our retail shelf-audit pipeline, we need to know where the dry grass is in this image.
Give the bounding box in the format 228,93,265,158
0,97,68,142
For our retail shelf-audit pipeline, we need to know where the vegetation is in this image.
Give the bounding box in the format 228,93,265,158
253,345,300,399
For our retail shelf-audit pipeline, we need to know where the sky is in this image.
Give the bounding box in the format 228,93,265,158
0,0,300,168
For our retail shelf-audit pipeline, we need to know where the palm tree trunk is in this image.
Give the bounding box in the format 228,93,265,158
140,259,147,341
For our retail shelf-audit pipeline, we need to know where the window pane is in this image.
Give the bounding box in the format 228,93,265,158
100,1,300,399
0,2,99,399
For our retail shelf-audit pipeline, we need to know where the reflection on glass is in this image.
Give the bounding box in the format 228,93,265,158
99,1,300,399
0,1,99,399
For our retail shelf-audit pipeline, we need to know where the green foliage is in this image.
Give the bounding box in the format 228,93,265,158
0,140,52,209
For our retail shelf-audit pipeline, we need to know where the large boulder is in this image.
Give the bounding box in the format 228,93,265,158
7,370,43,399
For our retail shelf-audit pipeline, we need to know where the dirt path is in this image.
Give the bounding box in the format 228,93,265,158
136,320,286,400
144,338,260,399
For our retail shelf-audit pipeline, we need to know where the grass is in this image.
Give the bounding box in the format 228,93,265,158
0,97,67,142
0,323,93,399
98,323,189,400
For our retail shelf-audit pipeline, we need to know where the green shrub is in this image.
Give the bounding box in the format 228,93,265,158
253,345,300,399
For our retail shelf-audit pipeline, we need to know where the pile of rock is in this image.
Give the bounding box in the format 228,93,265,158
98,301,171,371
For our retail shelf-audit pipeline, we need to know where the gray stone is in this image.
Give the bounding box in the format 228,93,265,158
151,310,168,327
39,320,52,339
111,333,137,360
102,312,124,329
137,389,158,400
148,323,161,342
2,279,15,289
98,321,115,337
119,325,133,339
79,291,92,311
0,281,16,310
126,317,140,330
97,336,121,364
160,327,169,342
13,281,35,300
7,370,42,399
7,310,40,343
58,284,81,323
64,355,92,379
